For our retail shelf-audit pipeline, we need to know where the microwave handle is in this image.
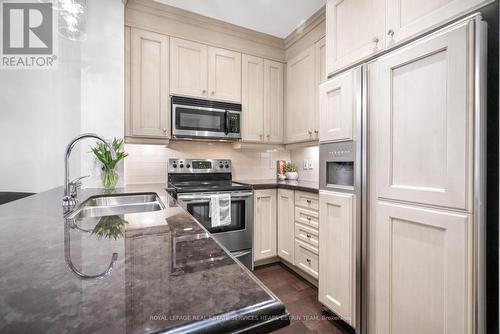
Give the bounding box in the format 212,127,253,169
225,110,229,135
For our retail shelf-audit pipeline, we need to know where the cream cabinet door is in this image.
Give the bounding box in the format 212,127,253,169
386,0,489,46
130,28,170,138
374,201,470,334
277,189,294,263
208,47,242,103
263,59,284,143
314,37,327,140
326,0,385,75
285,45,316,143
319,191,356,327
254,189,277,262
319,67,358,143
241,55,264,142
170,38,208,99
371,19,474,210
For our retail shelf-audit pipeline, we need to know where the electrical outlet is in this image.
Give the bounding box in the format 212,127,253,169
308,159,313,170
303,159,308,170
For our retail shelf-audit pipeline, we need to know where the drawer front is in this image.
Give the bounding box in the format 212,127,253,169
295,191,319,211
295,207,319,229
295,223,319,248
294,239,319,279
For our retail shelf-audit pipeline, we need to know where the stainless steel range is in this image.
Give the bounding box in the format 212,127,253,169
166,159,254,270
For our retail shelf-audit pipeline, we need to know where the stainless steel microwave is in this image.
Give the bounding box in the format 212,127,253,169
171,96,241,140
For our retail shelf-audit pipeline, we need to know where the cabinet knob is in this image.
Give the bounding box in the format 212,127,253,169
308,130,312,135
202,89,206,94
306,199,311,204
307,217,311,221
162,128,167,133
266,134,270,139
387,29,394,38
314,130,318,134
211,91,215,95
259,134,263,138
306,234,311,238
306,258,311,263
372,37,379,43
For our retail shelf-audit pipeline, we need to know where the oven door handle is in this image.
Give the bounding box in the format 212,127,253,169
178,192,253,202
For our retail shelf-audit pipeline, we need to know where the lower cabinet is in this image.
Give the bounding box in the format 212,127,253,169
373,201,470,334
277,189,295,263
294,239,319,279
253,189,277,261
318,191,356,327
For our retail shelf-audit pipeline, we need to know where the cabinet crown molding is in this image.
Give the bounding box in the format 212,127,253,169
284,5,326,50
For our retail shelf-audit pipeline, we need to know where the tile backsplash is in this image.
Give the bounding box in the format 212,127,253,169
124,142,291,184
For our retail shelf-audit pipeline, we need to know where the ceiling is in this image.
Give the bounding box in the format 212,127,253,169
154,0,326,39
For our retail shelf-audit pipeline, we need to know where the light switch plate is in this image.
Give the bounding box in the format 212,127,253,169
303,159,309,170
308,159,313,170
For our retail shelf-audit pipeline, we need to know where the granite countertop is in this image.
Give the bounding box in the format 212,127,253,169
0,184,289,333
235,179,319,193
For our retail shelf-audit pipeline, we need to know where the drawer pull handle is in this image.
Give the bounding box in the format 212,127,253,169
306,258,311,263
306,234,311,238
307,217,311,221
306,200,311,204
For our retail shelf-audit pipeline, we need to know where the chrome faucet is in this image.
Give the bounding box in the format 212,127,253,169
63,133,117,208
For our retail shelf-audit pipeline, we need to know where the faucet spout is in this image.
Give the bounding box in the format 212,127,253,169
63,133,116,206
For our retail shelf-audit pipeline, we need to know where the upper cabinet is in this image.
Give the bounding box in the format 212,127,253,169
263,60,284,143
326,0,489,75
326,0,385,75
241,55,264,142
208,47,242,102
170,38,208,99
127,28,170,141
386,0,489,46
170,37,242,103
241,55,284,143
319,67,358,143
285,45,316,143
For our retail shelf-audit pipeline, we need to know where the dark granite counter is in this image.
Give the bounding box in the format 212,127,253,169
0,184,289,333
235,179,319,194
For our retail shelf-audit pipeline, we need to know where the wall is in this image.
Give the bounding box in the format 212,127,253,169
0,0,124,193
124,142,291,184
290,146,319,182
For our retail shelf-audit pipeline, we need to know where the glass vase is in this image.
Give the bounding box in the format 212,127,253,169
101,168,118,190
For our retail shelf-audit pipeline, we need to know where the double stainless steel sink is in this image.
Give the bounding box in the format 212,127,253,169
65,193,165,219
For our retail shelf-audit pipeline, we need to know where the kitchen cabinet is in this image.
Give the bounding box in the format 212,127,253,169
241,56,284,143
170,37,242,103
254,189,277,261
318,191,356,326
314,37,327,140
319,67,358,143
325,0,488,76
208,47,242,102
170,37,208,99
263,60,284,143
277,189,294,263
285,45,316,143
373,201,470,334
386,0,489,46
241,55,264,142
294,239,319,279
128,28,170,139
371,20,473,210
325,0,385,75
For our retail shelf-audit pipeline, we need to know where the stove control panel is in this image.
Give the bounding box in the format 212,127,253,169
168,159,231,173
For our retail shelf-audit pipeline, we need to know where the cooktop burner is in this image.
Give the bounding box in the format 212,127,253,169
167,159,252,194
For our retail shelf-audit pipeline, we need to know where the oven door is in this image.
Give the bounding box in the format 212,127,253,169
176,191,253,252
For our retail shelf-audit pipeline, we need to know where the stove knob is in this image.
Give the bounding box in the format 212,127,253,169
225,164,230,169
186,164,191,168
173,164,178,168
179,164,184,168
219,164,223,169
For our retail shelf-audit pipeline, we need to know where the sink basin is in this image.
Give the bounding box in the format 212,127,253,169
65,193,165,220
